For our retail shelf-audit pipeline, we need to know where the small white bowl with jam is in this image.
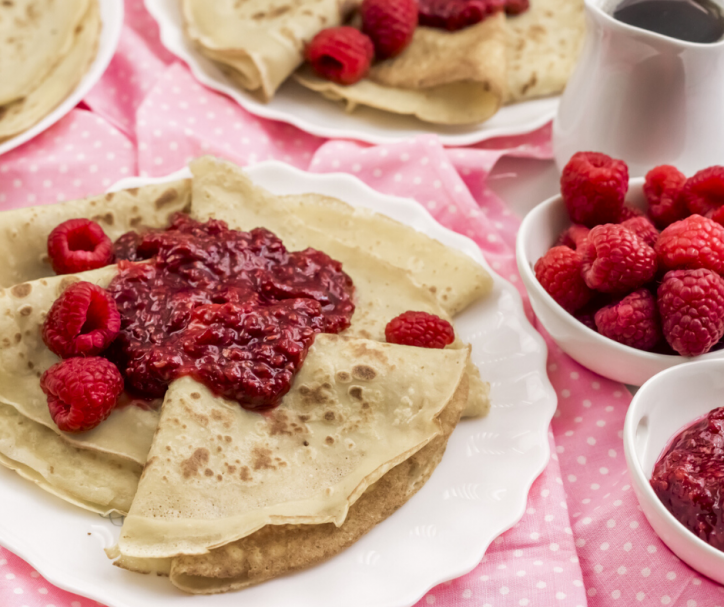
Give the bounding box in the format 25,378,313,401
624,359,724,583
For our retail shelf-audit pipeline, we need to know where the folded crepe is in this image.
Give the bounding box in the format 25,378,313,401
505,0,585,103
180,0,360,101
115,335,470,594
189,157,491,417
0,0,100,142
294,0,585,123
0,0,90,106
0,179,191,288
294,13,507,126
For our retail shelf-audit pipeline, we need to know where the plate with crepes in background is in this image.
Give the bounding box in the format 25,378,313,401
144,0,583,145
0,161,556,606
0,0,123,157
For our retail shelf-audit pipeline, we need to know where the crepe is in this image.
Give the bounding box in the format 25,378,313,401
180,0,359,101
506,0,585,103
117,336,469,560
0,179,191,288
189,157,491,418
0,0,89,106
294,14,507,126
0,401,140,515
0,0,100,142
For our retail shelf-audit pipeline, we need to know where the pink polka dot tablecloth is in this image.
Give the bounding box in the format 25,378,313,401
0,2,720,606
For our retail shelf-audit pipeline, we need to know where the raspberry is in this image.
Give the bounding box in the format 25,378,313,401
682,166,724,217
621,216,659,248
658,269,724,356
534,246,593,313
418,0,504,31
594,289,661,351
712,205,724,227
42,282,120,358
560,152,629,227
644,165,688,229
617,205,644,222
361,0,417,59
47,218,113,275
556,224,590,250
579,224,657,293
656,214,724,274
305,27,374,85
505,0,529,13
385,311,455,348
40,357,123,433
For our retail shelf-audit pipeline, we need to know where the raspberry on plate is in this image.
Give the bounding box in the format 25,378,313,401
42,281,120,358
505,0,530,14
579,224,657,293
305,27,374,86
681,166,724,217
594,288,661,351
658,268,724,356
656,214,724,275
643,165,688,228
47,218,113,275
418,0,504,31
534,245,593,313
40,357,123,433
556,224,590,250
361,0,417,59
621,215,659,248
385,310,455,348
560,152,629,227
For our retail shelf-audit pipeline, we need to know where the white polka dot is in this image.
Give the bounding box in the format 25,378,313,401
5,573,14,579
687,601,697,607
612,590,621,599
607,519,616,528
500,587,509,595
568,474,577,482
662,596,671,605
588,588,598,597
693,579,702,586
666,571,676,580
38,587,48,594
426,595,436,604
577,456,586,465
549,543,559,551
591,483,600,490
13,587,21,594
373,169,382,177
556,592,566,600
536,581,546,589
624,542,632,552
637,592,645,601
587,437,596,445
600,542,609,550
582,399,591,408
597,420,606,427
648,545,657,553
642,568,651,577
600,467,609,475
582,517,592,525
462,589,472,599
575,538,585,547
519,600,529,606
630,521,639,529
592,381,601,389
618,566,627,575
529,532,540,540
594,564,604,573
562,389,571,398
516,569,526,577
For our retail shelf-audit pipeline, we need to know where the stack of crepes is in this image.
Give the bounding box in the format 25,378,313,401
0,0,101,143
179,0,584,125
0,157,494,594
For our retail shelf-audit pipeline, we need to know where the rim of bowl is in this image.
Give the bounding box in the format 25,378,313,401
623,360,724,564
516,177,724,367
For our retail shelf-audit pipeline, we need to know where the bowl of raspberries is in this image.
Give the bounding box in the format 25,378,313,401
517,151,724,386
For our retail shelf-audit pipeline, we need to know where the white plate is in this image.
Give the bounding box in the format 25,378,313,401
0,0,123,157
143,0,558,146
0,163,557,607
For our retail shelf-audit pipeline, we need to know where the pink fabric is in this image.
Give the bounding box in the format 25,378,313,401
0,2,719,606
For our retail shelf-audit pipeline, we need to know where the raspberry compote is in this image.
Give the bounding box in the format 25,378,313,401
108,214,355,411
651,407,724,550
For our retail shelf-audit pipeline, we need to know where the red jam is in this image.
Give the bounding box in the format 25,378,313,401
651,407,724,550
107,214,355,411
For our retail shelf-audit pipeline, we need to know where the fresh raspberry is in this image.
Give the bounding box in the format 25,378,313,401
711,205,724,227
556,224,590,250
40,357,123,433
361,0,418,59
579,224,657,293
656,214,724,275
658,269,724,356
594,289,661,351
682,166,724,217
644,165,688,228
385,311,455,348
560,152,629,227
505,0,529,14
305,27,374,85
617,205,643,222
418,0,504,31
534,246,593,313
42,282,120,358
621,216,659,248
47,218,113,275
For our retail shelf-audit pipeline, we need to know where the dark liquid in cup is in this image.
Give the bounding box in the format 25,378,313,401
613,0,724,42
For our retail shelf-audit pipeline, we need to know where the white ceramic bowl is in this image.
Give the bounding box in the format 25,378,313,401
624,360,724,584
516,177,724,386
